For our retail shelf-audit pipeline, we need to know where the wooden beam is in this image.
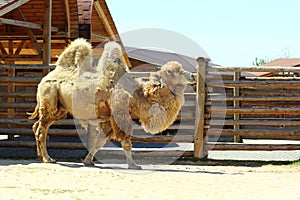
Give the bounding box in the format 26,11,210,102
0,41,8,55
14,40,26,55
43,0,52,66
207,106,300,114
233,71,241,143
0,17,58,32
93,1,132,68
208,80,300,89
0,54,43,61
64,0,71,37
209,65,300,73
206,142,300,151
91,34,109,40
0,0,30,17
93,1,115,39
0,17,41,29
16,8,42,55
194,57,209,158
7,40,15,140
0,63,55,69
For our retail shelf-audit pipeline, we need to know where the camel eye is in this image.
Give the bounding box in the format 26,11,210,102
167,69,172,74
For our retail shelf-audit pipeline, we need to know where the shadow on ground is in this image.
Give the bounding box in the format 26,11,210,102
0,147,298,168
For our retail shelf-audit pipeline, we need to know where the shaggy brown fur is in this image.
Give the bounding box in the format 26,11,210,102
130,61,193,134
29,38,195,169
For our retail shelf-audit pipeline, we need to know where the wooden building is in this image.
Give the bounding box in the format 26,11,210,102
0,0,130,66
0,0,131,141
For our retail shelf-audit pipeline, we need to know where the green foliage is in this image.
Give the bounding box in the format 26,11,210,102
253,57,268,66
292,160,300,166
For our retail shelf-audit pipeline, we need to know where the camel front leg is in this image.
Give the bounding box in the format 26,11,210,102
121,137,142,170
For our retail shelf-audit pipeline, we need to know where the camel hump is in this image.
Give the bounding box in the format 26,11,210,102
55,38,93,72
98,41,123,68
103,41,122,60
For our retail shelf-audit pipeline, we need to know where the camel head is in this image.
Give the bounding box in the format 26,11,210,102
159,61,196,84
152,61,196,95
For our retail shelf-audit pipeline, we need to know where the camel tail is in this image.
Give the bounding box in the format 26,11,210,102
27,101,39,119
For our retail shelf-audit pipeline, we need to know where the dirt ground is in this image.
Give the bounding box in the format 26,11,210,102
0,159,299,200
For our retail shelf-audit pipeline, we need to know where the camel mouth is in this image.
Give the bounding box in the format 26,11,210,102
183,70,196,84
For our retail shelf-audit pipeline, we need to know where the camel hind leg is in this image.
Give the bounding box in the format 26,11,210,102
33,121,42,160
83,124,108,166
34,118,56,163
33,81,68,163
33,107,67,163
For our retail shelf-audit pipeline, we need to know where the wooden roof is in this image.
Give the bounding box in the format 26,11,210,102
0,0,30,16
261,58,300,67
0,0,130,66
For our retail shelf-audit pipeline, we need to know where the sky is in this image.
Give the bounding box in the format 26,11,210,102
106,0,300,66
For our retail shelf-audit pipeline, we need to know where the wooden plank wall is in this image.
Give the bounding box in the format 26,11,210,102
197,59,300,154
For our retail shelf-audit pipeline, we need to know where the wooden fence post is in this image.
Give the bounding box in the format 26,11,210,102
194,57,209,158
43,0,52,75
234,71,241,142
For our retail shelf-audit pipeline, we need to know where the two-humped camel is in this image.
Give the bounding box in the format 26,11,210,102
29,38,196,169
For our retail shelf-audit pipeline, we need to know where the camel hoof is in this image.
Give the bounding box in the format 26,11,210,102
128,165,142,170
43,158,56,163
83,161,95,167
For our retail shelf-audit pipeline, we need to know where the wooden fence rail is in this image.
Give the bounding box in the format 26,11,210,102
1,61,300,158
198,58,300,154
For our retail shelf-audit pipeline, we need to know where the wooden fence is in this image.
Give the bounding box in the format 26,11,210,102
1,60,300,159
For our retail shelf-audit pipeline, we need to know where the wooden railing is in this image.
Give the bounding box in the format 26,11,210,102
195,58,300,157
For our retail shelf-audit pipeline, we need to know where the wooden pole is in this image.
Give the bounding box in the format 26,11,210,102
194,57,209,158
7,40,15,140
233,71,241,142
43,0,52,73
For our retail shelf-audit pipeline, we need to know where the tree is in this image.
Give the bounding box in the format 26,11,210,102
252,57,268,66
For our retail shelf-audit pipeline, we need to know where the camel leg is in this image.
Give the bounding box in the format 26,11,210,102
33,121,42,159
83,125,107,166
121,136,142,170
34,118,56,163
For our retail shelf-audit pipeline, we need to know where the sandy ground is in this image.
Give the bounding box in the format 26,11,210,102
0,159,299,200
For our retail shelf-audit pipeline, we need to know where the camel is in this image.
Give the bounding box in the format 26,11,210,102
29,38,196,169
